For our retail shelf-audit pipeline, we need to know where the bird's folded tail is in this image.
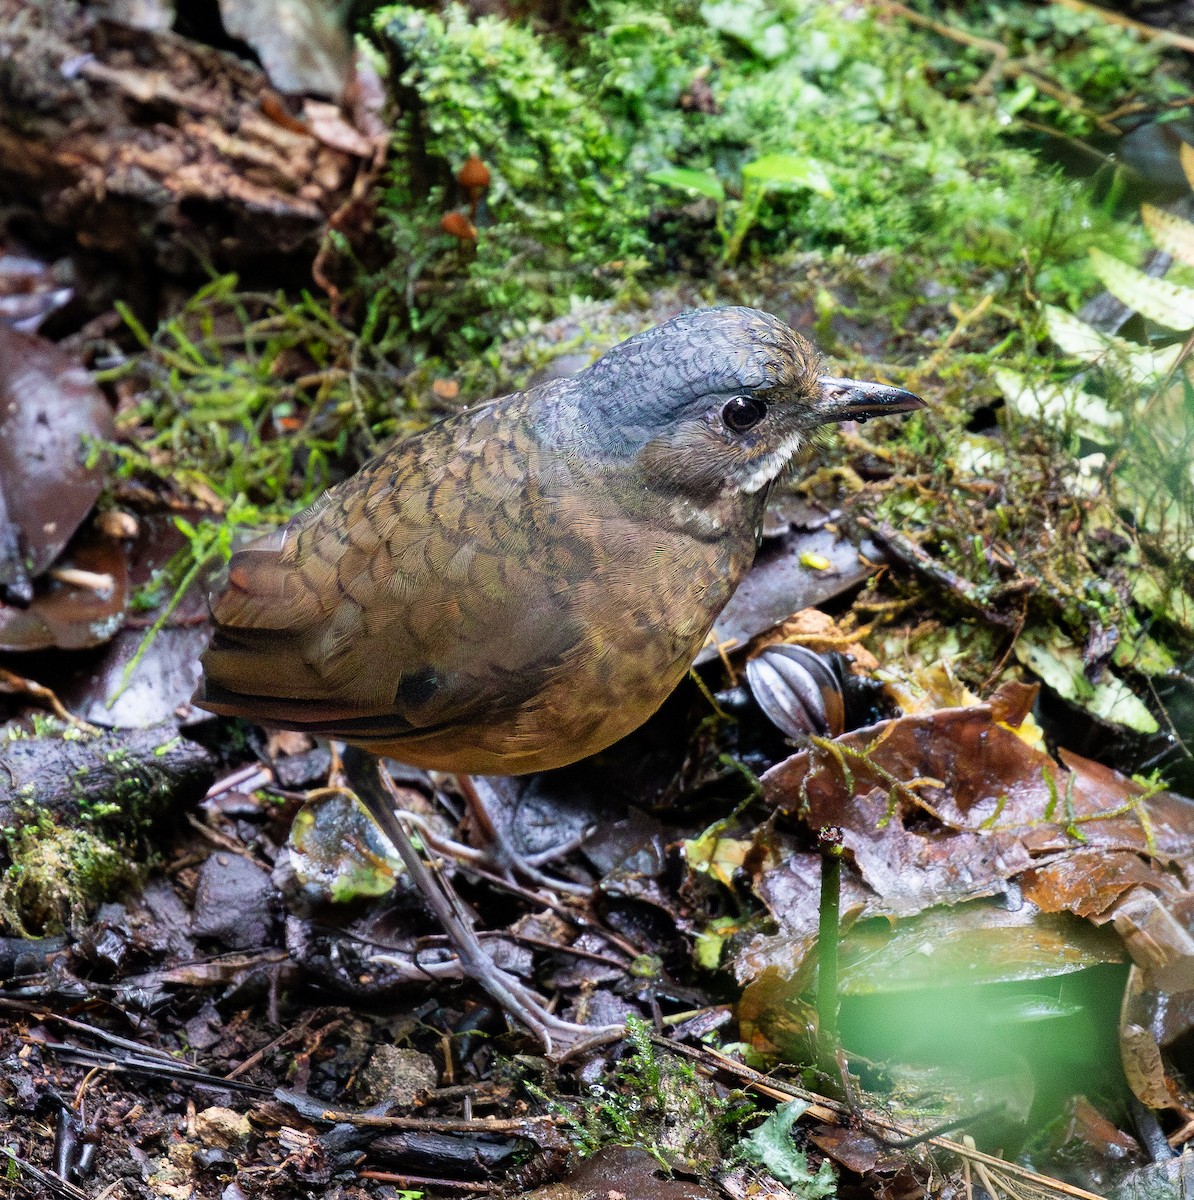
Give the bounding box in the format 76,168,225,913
195,524,389,731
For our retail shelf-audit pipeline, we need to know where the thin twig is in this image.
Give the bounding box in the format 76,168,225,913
873,0,1120,133
0,1146,90,1200
1051,0,1194,55
0,667,100,735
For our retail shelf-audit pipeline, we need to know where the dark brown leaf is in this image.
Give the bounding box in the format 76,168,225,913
0,326,113,592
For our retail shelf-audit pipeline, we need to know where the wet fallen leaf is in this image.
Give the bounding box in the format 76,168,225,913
0,326,114,604
695,519,880,664
1113,887,1194,1110
1022,850,1163,920
749,683,1194,987
190,852,278,951
54,514,216,727
1119,1020,1175,1111
763,682,1189,866
0,530,127,651
835,903,1124,994
1063,1096,1142,1163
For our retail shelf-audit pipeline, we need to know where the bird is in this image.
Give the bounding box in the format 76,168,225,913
194,305,923,1048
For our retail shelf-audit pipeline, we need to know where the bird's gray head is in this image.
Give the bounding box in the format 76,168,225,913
560,306,923,499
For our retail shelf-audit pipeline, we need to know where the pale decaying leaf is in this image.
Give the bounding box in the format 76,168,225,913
1013,626,1159,735
1141,202,1194,269
1089,247,1194,331
995,368,1122,444
1043,304,1183,384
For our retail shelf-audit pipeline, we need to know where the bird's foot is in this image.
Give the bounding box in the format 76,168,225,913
451,774,594,897
340,748,619,1056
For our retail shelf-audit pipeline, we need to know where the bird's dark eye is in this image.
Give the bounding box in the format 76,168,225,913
721,395,768,433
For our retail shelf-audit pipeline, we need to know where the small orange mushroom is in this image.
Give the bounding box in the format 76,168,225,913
440,211,477,240
458,155,490,219
457,155,491,193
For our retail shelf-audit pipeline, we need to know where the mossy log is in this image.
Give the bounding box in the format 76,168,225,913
0,0,370,275
0,724,216,836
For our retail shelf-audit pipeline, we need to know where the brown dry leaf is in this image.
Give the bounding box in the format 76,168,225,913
764,681,1039,826
807,1125,893,1175
763,682,1190,864
830,788,1034,916
1110,889,1194,990
1110,889,1194,1111
737,838,870,985
1064,1096,1141,1161
1060,750,1194,864
1022,850,1163,919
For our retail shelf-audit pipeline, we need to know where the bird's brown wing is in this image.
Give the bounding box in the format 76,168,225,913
196,408,587,741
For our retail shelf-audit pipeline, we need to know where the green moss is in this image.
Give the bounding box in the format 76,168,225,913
369,0,1164,352
0,817,140,936
372,2,651,349
935,1,1175,137
532,1015,751,1171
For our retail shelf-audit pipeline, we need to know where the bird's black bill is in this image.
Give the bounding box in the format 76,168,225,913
816,376,926,424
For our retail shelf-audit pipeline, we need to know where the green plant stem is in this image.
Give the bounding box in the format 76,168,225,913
107,546,213,707
722,184,764,266
816,830,842,1085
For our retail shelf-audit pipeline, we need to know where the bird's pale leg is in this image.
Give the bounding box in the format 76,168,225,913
340,747,618,1055
453,774,594,897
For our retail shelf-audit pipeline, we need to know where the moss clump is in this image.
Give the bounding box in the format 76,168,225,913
370,0,1169,351
373,2,651,349
538,1016,751,1170
0,818,140,936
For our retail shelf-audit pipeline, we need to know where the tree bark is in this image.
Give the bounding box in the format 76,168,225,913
0,0,373,276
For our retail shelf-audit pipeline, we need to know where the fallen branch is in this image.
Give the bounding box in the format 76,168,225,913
0,724,215,833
